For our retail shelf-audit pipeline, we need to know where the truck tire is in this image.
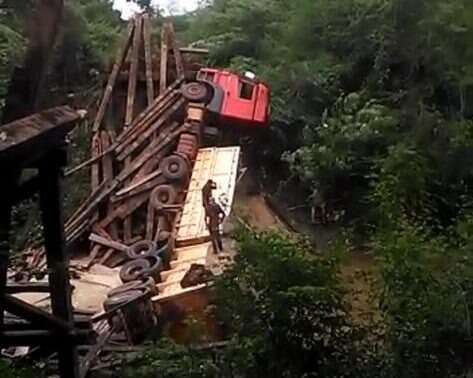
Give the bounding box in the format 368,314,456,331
142,276,158,296
126,240,157,260
107,277,158,298
103,289,143,312
143,255,164,283
160,154,190,182
107,280,148,298
181,82,209,102
120,259,151,283
154,237,171,269
150,185,177,209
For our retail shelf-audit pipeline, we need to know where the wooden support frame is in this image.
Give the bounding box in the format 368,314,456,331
93,21,135,132
143,14,155,104
38,150,80,378
168,22,184,79
125,16,143,128
0,172,15,331
159,22,169,94
0,97,84,378
4,294,73,333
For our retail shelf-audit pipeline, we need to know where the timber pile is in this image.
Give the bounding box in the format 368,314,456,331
29,15,206,271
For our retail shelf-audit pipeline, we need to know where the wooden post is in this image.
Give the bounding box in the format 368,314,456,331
159,23,169,94
39,150,79,378
0,172,15,331
92,21,135,132
125,16,143,128
143,14,155,105
123,16,143,242
91,132,101,192
168,22,184,79
101,131,118,240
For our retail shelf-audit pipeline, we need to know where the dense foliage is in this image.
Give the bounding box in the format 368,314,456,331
120,231,383,378
0,0,123,118
182,0,473,231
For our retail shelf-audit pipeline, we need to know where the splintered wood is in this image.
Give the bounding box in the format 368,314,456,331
60,15,199,268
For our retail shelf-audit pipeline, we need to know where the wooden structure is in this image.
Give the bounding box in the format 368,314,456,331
55,15,202,267
0,106,83,378
7,14,237,374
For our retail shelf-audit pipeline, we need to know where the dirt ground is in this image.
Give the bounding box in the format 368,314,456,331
234,194,286,231
232,174,378,324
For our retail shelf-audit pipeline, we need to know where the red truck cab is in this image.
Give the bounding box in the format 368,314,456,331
196,68,270,129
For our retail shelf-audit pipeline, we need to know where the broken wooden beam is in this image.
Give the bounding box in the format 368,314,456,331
88,233,129,253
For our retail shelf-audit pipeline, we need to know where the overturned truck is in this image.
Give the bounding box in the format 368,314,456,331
15,13,270,367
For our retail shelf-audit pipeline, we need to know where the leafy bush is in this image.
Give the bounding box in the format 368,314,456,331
373,223,473,377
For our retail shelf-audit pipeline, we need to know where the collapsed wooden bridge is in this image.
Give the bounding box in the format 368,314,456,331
0,9,269,376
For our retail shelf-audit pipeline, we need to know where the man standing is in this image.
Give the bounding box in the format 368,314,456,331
309,187,327,225
202,179,217,210
205,197,226,254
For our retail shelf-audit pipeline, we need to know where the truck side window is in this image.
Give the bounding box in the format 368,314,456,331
197,71,215,82
239,80,254,100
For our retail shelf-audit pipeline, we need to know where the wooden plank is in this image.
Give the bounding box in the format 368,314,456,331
0,330,91,347
168,22,184,78
6,282,50,294
79,327,115,378
65,219,91,245
89,233,129,253
66,123,188,236
0,106,80,166
135,153,163,178
4,295,72,333
159,23,169,94
101,131,118,239
101,132,114,182
125,16,143,128
98,248,115,266
90,132,101,193
116,122,189,184
179,47,209,55
100,192,149,228
116,79,182,143
123,157,133,244
66,88,180,178
115,90,180,156
115,170,162,197
65,180,117,246
0,176,14,331
66,180,109,229
116,98,185,161
38,153,79,378
86,244,102,268
123,16,142,243
111,175,162,204
146,201,155,240
65,146,114,177
143,14,155,104
92,21,135,132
